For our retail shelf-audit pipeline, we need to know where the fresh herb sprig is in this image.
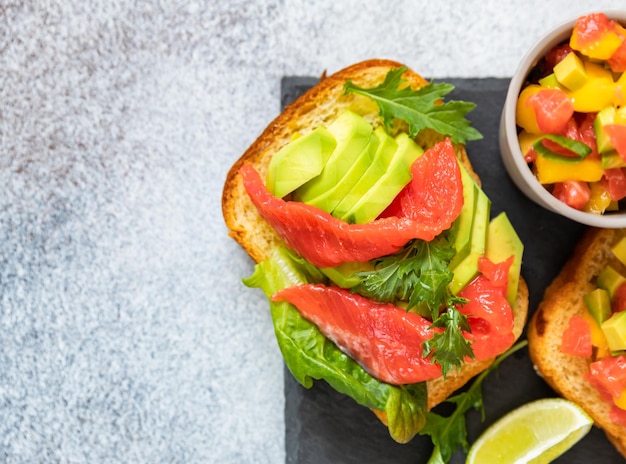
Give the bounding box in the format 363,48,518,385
343,67,483,145
420,340,529,464
423,306,474,378
352,234,473,376
533,134,592,163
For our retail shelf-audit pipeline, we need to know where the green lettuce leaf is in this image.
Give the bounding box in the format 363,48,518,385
243,247,428,443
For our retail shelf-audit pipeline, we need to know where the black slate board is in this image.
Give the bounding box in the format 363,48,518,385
280,76,625,463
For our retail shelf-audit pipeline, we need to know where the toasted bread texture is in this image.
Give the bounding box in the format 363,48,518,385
222,59,480,264
222,59,528,415
528,227,626,458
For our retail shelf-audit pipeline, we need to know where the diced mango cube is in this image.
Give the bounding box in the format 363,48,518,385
585,182,614,214
612,236,626,266
517,130,540,158
571,26,623,60
535,155,604,184
516,85,543,134
582,307,610,348
568,61,616,112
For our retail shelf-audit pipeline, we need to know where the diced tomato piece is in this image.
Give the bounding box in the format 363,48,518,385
610,403,626,426
587,363,626,425
527,88,574,134
589,354,626,399
552,180,591,210
516,85,544,134
457,260,515,361
524,147,538,163
570,13,623,60
561,315,592,357
572,13,614,45
586,370,613,402
240,139,463,268
613,283,626,313
609,40,626,72
544,43,574,71
563,115,580,140
271,284,443,385
601,168,626,202
576,112,600,159
605,124,626,161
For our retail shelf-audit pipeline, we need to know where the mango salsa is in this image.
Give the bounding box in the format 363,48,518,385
516,12,626,215
580,243,626,416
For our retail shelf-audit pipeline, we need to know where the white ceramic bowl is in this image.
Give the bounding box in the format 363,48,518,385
500,11,626,228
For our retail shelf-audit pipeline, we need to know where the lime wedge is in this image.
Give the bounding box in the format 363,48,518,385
466,398,593,464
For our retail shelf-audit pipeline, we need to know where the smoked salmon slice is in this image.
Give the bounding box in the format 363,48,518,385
271,257,515,385
240,139,463,268
271,284,443,385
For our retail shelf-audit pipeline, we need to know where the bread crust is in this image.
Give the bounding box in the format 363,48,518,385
222,59,528,418
222,59,479,264
528,227,626,458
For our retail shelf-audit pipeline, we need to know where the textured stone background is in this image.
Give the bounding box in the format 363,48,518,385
0,1,624,463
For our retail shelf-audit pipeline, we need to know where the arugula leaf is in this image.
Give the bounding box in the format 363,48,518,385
351,234,473,375
343,67,483,144
420,340,529,463
353,235,456,313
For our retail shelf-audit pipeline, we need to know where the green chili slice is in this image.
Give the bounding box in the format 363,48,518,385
532,134,592,164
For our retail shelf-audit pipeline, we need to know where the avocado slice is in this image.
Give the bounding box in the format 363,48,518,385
485,212,524,307
295,110,373,207
594,105,617,154
538,73,564,90
597,265,626,300
340,132,424,224
448,186,491,295
448,164,479,270
601,310,626,352
553,52,587,90
266,127,337,198
601,150,626,169
319,260,375,289
584,288,612,326
304,131,380,213
332,126,398,219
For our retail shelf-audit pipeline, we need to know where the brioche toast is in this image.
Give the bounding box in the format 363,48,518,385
222,59,529,420
528,227,626,458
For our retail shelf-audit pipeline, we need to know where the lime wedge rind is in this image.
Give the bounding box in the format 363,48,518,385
466,398,593,464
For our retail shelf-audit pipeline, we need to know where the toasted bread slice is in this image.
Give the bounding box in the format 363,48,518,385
222,59,528,413
222,59,481,265
528,227,626,458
